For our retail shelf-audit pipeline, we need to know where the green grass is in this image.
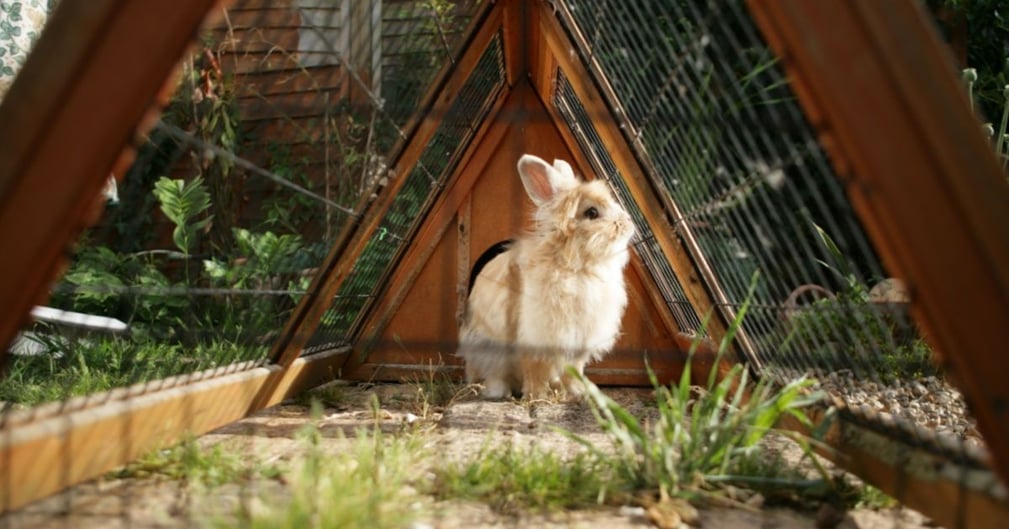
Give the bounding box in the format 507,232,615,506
564,277,837,508
408,364,477,420
112,435,281,487
571,364,827,501
431,442,609,513
0,336,266,407
220,416,430,529
852,484,898,510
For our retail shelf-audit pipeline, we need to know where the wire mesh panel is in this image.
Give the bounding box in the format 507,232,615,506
0,0,481,403
306,30,506,353
553,72,705,334
554,0,989,466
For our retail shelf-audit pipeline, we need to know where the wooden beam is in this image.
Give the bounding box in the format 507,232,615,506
267,2,502,368
779,406,1009,529
0,0,225,367
500,0,527,87
748,0,1009,485
531,3,734,352
0,348,348,514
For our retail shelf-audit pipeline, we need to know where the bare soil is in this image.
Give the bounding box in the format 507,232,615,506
3,383,938,529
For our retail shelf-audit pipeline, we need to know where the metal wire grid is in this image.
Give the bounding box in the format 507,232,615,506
306,30,506,353
553,72,705,334
0,0,482,406
557,0,954,439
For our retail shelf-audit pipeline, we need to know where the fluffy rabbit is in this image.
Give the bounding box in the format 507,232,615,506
458,154,636,399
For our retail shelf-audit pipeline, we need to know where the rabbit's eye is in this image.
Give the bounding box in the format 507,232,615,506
583,206,599,220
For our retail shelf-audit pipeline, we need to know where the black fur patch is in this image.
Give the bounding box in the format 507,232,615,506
468,239,514,295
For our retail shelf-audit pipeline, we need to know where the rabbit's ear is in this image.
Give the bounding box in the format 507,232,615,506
517,154,577,206
552,159,576,180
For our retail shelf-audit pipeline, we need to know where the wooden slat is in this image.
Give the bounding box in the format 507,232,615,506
343,361,681,387
500,0,526,87
267,1,498,368
747,0,1009,486
0,0,226,367
779,407,1009,529
0,348,348,514
531,3,734,350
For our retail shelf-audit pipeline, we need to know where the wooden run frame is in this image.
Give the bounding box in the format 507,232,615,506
2,0,1009,522
1,349,346,512
747,0,1009,487
0,0,503,512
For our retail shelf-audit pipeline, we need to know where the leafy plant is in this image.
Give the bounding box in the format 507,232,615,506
570,350,827,503
153,176,213,258
778,224,938,381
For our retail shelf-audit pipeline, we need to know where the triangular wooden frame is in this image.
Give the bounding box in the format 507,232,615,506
3,1,1009,524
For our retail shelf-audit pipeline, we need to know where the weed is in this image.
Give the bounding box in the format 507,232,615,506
113,435,279,487
777,223,939,381
409,362,477,420
220,410,428,529
566,274,831,507
430,441,609,514
852,484,898,510
571,362,825,501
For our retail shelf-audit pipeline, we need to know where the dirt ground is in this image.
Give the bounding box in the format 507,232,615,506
4,383,938,529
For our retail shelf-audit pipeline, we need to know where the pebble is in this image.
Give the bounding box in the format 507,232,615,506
813,373,985,453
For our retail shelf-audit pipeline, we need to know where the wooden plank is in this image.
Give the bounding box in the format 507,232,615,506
0,348,348,514
747,0,1009,486
344,338,724,388
531,3,734,350
0,0,226,368
216,6,302,30
778,407,1009,529
500,0,526,87
267,1,500,368
342,361,681,387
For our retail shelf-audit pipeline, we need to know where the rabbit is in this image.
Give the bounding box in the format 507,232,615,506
458,154,636,399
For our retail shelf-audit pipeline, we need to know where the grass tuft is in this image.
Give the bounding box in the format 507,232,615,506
430,441,609,513
220,408,429,529
112,435,280,487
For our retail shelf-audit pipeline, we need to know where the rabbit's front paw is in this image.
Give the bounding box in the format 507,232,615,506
481,378,510,400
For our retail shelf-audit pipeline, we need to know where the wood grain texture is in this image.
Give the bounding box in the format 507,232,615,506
0,349,347,513
779,407,1009,529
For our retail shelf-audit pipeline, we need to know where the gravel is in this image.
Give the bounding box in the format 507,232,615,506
813,371,989,460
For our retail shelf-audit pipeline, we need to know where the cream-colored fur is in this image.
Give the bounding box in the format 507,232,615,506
458,154,635,399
